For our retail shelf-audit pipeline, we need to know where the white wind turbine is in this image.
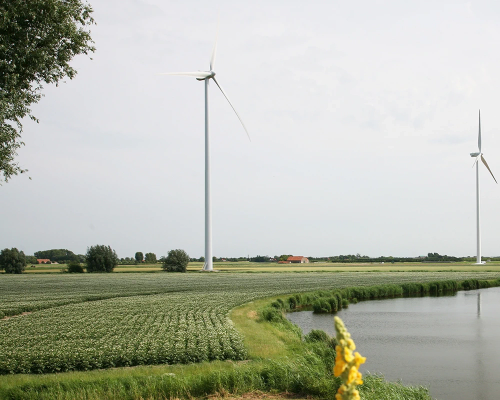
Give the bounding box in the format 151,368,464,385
470,110,497,265
160,31,250,272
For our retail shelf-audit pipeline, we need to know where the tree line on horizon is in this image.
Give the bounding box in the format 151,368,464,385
3,247,499,274
0,246,190,274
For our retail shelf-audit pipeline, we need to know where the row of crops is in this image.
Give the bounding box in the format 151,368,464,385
1,271,500,374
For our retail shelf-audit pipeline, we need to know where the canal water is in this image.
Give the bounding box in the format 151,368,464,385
286,287,500,400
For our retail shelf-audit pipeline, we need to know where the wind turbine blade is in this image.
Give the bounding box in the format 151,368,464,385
210,21,219,71
212,77,251,141
481,155,498,183
159,71,211,79
478,109,482,152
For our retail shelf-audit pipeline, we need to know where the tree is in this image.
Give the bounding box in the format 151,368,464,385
144,252,157,264
85,245,118,273
162,249,190,272
0,0,95,183
252,255,270,262
135,252,143,263
34,249,79,263
65,260,84,273
0,248,26,273
25,255,37,264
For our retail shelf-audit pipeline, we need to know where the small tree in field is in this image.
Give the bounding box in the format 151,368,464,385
85,245,118,273
162,249,190,272
145,252,157,263
135,252,143,263
0,248,26,273
65,260,85,273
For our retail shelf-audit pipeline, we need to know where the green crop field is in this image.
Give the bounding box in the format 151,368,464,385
2,271,500,376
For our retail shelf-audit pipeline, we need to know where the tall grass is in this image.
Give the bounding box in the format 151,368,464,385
262,278,500,315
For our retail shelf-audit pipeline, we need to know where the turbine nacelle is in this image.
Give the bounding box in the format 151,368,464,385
470,152,480,157
196,71,216,81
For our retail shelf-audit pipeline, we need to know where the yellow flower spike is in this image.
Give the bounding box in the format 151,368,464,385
333,316,366,400
343,348,354,363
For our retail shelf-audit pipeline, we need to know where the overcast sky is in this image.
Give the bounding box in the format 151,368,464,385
3,0,500,259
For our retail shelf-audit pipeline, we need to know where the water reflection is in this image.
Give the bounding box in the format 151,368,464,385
287,287,500,400
478,292,481,317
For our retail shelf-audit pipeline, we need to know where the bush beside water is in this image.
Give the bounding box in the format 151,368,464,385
265,278,500,315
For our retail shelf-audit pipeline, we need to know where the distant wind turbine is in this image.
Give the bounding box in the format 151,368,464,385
160,30,250,272
470,110,497,265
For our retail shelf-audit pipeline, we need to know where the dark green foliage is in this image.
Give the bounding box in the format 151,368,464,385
260,307,285,322
85,245,118,273
25,255,37,264
65,260,84,273
309,280,478,314
0,248,26,273
162,249,190,272
288,296,298,309
34,249,79,263
251,255,270,262
271,298,288,310
304,329,330,343
312,299,331,313
0,0,95,182
327,296,339,312
144,252,157,263
462,279,479,290
134,252,143,263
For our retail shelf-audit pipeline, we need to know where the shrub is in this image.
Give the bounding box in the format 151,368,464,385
260,307,285,322
328,296,339,312
312,299,331,313
304,329,330,343
85,245,118,273
162,249,190,272
0,248,26,274
66,260,85,273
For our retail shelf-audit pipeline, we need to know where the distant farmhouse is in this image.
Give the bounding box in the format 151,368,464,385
37,259,51,264
286,256,309,264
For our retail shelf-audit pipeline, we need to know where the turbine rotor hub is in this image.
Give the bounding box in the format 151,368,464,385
196,71,216,81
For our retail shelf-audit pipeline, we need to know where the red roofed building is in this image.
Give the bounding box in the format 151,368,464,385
287,256,309,264
37,259,51,264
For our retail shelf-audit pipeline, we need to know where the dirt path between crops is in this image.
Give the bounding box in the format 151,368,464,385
1,312,32,321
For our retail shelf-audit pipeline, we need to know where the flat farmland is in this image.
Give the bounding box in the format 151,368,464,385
21,261,500,273
2,271,500,375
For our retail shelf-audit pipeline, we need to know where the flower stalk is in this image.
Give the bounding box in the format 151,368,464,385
333,316,366,400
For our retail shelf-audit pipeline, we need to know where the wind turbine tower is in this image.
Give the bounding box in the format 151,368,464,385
470,110,497,265
161,30,250,271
